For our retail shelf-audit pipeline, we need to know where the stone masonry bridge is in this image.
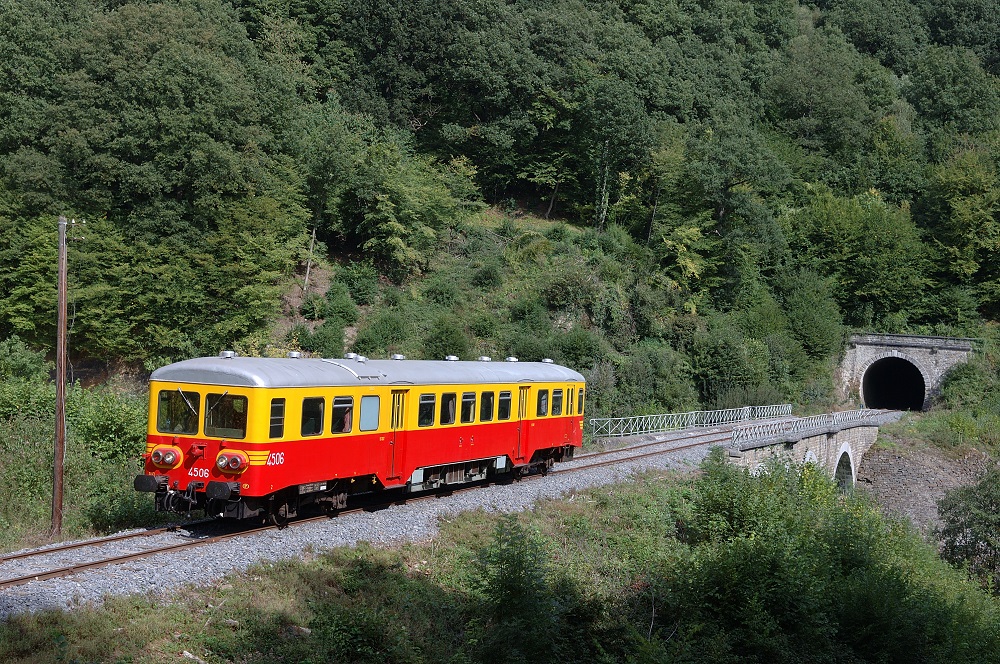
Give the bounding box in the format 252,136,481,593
839,333,977,411
728,410,902,489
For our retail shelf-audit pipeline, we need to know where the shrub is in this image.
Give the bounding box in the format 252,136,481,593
340,261,380,306
300,293,327,321
352,310,409,356
422,316,469,360
301,320,345,358
323,282,358,325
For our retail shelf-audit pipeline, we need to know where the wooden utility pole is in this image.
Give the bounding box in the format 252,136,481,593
52,215,68,538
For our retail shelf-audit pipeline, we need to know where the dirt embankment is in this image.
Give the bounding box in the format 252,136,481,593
856,440,993,536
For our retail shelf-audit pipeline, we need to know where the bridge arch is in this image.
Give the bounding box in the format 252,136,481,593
834,443,855,490
859,350,931,411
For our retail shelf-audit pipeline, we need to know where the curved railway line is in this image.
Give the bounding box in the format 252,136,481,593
0,427,734,591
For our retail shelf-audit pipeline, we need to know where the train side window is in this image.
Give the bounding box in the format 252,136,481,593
578,388,585,415
567,388,574,415
461,392,476,423
157,389,200,434
206,393,249,439
552,389,563,416
301,397,324,436
480,391,495,422
498,391,512,420
359,395,380,431
440,393,457,425
269,398,285,438
536,390,549,417
331,396,354,433
418,394,435,427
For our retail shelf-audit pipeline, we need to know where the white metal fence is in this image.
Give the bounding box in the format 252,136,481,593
589,404,793,439
731,409,888,446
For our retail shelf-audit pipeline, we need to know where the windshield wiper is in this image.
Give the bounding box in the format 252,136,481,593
207,390,230,413
177,388,197,416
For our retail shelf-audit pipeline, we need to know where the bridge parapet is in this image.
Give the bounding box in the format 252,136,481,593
731,409,897,448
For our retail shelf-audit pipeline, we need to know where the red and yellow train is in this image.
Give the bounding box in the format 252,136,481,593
134,352,585,521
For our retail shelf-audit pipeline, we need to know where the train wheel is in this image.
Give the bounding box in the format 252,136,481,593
268,502,291,528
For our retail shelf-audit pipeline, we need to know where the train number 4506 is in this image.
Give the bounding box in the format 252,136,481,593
266,452,285,466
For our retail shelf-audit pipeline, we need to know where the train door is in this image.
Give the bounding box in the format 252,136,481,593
517,385,530,461
566,387,575,442
388,390,407,481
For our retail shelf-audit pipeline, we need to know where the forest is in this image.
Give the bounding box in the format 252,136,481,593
0,0,998,408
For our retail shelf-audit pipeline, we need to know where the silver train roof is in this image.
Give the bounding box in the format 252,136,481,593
150,355,585,388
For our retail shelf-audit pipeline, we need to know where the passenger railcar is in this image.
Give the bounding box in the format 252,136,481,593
134,352,585,522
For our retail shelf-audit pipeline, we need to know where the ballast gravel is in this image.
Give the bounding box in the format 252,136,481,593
0,431,718,622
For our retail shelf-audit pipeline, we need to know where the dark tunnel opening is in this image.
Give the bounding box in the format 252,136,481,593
862,357,926,410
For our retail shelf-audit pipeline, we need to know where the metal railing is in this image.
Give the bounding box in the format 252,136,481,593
590,404,793,439
731,409,889,447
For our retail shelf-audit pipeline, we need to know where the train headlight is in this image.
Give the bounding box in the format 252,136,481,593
149,445,183,468
215,451,249,474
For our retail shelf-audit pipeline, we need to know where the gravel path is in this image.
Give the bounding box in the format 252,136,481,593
0,430,719,622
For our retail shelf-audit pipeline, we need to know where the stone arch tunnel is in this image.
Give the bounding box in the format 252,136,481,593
861,356,926,410
840,334,976,411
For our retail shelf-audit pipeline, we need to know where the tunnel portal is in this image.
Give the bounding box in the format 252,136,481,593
862,357,926,410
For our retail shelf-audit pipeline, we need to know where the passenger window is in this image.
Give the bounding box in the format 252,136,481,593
536,390,549,417
461,392,476,423
577,388,585,415
157,389,200,434
418,394,435,427
205,393,249,439
269,398,285,438
301,397,324,436
360,395,380,431
440,393,457,425
480,391,495,422
498,391,512,420
331,396,354,433
552,389,563,416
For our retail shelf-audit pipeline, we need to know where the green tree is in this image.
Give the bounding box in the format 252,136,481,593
938,466,1000,592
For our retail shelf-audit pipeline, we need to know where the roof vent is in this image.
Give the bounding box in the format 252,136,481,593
541,358,554,364
287,351,302,359
356,355,368,363
477,356,492,362
343,353,358,360
444,355,459,361
391,353,406,360
505,356,518,362
220,350,237,359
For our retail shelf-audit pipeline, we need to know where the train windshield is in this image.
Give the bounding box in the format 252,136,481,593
157,389,200,434
205,393,249,439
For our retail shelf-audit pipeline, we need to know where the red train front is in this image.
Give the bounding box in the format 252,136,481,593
135,353,585,522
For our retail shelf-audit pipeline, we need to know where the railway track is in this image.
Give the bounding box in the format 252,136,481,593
0,428,730,591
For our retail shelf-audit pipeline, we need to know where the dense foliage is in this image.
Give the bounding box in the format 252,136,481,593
1,0,999,374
